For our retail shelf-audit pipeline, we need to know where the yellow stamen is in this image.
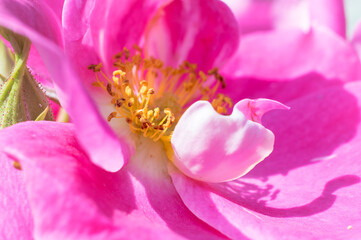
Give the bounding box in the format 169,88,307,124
89,46,233,143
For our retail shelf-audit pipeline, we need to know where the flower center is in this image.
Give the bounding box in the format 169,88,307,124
88,45,233,143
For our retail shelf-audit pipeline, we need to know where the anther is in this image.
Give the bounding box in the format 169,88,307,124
112,76,119,85
107,112,117,122
216,74,226,88
133,44,142,53
140,85,148,95
113,70,126,78
154,107,160,119
13,161,22,170
113,52,123,59
107,83,115,96
88,64,97,70
125,86,132,97
147,88,155,95
126,118,132,124
208,68,218,75
199,71,207,82
116,99,123,107
140,80,148,86
128,98,135,107
123,47,130,59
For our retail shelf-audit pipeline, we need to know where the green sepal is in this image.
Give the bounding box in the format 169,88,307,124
0,28,53,128
0,40,14,84
35,106,50,121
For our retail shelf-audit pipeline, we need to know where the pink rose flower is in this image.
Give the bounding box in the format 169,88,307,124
1,0,361,239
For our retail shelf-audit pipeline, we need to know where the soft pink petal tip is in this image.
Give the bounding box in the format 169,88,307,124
236,98,290,124
171,99,288,183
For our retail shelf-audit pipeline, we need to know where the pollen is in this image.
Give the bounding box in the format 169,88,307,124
89,45,233,142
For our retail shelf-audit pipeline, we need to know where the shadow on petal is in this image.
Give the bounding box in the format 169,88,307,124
76,159,138,216
213,175,360,218
233,76,361,179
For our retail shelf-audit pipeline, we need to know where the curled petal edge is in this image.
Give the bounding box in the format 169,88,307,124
171,99,288,183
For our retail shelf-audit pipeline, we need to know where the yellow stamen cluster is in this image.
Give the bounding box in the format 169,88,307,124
88,45,233,142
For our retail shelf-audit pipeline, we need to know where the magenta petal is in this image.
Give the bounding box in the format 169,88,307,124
170,81,361,239
0,0,62,46
0,154,33,240
0,0,131,171
27,46,54,86
88,0,168,66
44,0,64,20
222,26,361,81
171,99,283,183
0,122,225,239
63,0,167,71
145,0,239,71
38,45,131,172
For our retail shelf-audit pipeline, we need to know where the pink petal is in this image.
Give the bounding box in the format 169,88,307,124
221,0,310,35
0,0,63,86
0,154,33,240
351,20,361,61
44,0,64,20
221,73,342,107
62,0,103,87
63,0,168,72
0,121,225,240
0,0,62,46
309,0,346,38
236,98,289,124
0,0,132,171
222,26,361,81
89,0,168,67
171,99,285,183
169,81,361,239
27,45,53,86
222,0,346,37
144,0,239,71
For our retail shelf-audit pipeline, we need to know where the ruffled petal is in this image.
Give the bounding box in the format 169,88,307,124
169,81,361,239
0,121,225,240
0,0,132,171
222,26,361,81
171,99,286,183
144,0,239,71
0,153,33,240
